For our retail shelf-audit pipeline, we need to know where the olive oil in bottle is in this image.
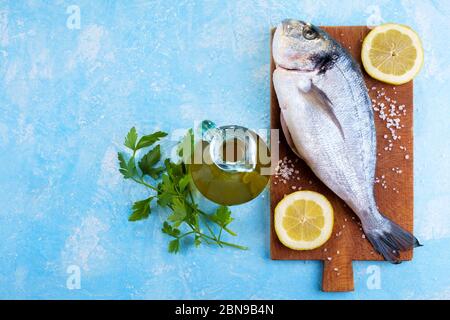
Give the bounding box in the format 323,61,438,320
189,121,270,206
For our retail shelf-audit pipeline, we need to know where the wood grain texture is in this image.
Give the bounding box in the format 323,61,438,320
270,26,414,292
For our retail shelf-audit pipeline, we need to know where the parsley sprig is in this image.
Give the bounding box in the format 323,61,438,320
118,127,247,253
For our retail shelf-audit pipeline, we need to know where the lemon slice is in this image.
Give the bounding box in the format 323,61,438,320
361,23,424,85
274,191,334,250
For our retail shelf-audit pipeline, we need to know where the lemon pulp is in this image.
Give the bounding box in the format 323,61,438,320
283,199,325,241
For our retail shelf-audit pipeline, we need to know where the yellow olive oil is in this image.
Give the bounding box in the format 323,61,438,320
189,131,270,206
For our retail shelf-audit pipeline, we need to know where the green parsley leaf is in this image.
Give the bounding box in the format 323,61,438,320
211,206,234,228
164,159,185,182
124,127,138,150
118,152,127,171
138,145,163,178
128,197,153,221
156,174,176,207
156,191,173,208
118,152,137,179
178,174,190,192
168,198,187,225
119,127,247,253
168,239,180,253
159,173,176,194
135,131,167,150
148,166,165,179
161,221,180,238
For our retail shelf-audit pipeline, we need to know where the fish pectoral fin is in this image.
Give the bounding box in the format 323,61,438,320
296,77,312,93
302,84,345,140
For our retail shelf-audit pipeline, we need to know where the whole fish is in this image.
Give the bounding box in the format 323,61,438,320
272,19,420,263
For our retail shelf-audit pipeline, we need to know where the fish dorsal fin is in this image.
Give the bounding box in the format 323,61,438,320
297,82,345,140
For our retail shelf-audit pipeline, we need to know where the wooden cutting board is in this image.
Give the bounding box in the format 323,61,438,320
270,26,414,292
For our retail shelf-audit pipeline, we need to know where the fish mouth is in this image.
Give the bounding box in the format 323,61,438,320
276,53,338,73
276,63,317,73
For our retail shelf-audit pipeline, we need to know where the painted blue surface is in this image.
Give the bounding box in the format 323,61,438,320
0,0,449,299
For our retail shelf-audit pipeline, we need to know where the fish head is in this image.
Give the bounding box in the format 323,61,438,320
273,19,339,73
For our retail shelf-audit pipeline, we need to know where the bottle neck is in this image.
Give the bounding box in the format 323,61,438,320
201,121,257,173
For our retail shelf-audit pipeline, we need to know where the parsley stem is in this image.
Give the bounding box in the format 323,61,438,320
186,221,217,246
188,189,196,204
131,177,157,191
177,231,195,239
198,234,247,250
186,190,217,240
216,240,247,250
200,215,218,241
196,209,237,236
218,227,223,242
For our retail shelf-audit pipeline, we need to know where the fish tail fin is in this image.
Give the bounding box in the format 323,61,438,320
364,212,422,264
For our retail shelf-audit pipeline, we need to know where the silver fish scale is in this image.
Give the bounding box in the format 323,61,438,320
313,53,377,209
291,90,370,214
274,52,377,218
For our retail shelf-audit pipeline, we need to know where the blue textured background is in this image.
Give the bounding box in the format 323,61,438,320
0,0,449,299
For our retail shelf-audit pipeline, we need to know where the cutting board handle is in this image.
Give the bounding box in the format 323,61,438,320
322,253,354,292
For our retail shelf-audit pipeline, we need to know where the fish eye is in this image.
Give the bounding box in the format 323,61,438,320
303,27,318,40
